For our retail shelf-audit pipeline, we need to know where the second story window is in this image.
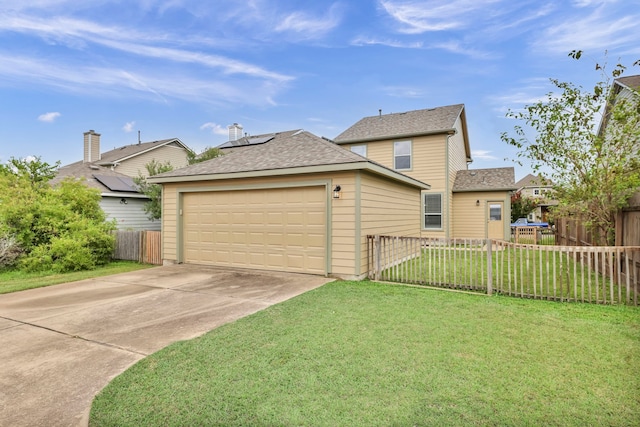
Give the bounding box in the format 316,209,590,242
394,140,412,170
350,145,367,157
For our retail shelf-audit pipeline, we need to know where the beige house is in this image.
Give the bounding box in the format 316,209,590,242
149,130,429,279
52,130,191,230
514,174,557,223
334,105,515,239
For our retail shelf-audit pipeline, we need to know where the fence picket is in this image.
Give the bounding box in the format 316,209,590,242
366,235,639,306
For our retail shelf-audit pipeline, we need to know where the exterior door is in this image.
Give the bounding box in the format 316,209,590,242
487,201,504,239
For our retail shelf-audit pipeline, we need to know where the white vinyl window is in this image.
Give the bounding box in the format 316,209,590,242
350,145,367,157
394,140,412,170
423,193,442,229
489,204,502,221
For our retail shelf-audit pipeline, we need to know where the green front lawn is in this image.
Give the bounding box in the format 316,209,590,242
90,281,639,426
0,261,155,294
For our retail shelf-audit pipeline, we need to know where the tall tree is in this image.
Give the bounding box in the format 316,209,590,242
187,146,222,164
133,160,174,221
0,156,60,188
501,52,640,244
510,191,538,223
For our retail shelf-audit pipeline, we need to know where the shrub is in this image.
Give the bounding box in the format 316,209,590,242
0,174,116,273
0,233,23,268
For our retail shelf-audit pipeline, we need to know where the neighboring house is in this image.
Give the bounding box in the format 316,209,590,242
51,130,191,230
452,168,516,239
334,105,515,239
148,129,430,279
514,174,557,223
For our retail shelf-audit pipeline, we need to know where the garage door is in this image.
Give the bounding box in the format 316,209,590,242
182,186,326,274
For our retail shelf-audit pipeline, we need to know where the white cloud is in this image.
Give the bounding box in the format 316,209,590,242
123,121,136,132
471,149,498,160
351,36,423,48
536,7,640,54
37,111,60,122
275,4,343,40
379,0,502,34
200,122,228,135
0,52,288,106
0,14,293,83
381,85,426,98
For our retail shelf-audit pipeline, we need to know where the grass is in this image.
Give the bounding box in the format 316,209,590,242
0,261,155,294
90,281,640,426
383,246,633,304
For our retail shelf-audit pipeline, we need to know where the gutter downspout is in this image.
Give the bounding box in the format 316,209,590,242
445,131,456,239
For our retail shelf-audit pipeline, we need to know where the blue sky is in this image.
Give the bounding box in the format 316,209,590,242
0,0,638,181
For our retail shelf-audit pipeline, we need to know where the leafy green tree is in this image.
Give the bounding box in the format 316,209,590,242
187,146,222,164
510,191,538,223
501,51,640,244
0,156,60,188
0,175,116,272
133,160,174,221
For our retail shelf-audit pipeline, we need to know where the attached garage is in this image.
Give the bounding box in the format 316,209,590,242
149,130,429,279
182,186,327,274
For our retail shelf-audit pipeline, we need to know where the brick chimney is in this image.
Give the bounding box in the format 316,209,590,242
83,130,101,163
228,123,243,141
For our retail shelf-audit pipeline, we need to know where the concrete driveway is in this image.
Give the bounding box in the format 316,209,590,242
0,264,333,427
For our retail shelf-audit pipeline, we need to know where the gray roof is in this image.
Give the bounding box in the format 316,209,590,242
515,173,552,189
150,130,430,189
96,138,189,166
51,162,141,195
334,104,465,143
452,167,516,192
616,75,640,91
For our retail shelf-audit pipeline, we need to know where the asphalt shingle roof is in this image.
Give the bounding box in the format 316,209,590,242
155,130,368,178
515,173,552,189
96,138,184,165
452,167,516,192
151,130,430,190
616,75,640,91
51,162,138,193
334,104,464,143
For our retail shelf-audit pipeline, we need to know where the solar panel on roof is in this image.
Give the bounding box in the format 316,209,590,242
218,135,275,148
93,175,139,192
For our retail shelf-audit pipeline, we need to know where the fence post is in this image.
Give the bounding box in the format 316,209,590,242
375,235,381,281
486,239,493,296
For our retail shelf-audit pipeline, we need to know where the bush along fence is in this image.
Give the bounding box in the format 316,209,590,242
367,235,640,305
113,230,162,265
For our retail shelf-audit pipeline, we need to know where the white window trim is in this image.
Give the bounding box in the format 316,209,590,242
422,191,443,230
393,140,412,171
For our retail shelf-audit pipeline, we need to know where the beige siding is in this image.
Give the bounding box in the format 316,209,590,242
452,191,511,239
359,172,421,276
161,173,357,276
328,173,357,277
343,127,469,239
116,145,190,178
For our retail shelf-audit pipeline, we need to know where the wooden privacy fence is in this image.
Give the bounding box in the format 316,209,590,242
113,230,162,265
367,235,639,305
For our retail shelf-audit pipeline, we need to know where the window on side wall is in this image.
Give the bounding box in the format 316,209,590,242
350,145,367,157
394,140,411,170
423,193,442,229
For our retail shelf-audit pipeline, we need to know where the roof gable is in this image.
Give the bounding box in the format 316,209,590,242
334,104,465,143
97,138,190,166
452,167,516,192
615,75,640,92
515,174,552,189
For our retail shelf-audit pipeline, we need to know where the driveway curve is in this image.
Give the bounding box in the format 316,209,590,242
0,264,333,427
